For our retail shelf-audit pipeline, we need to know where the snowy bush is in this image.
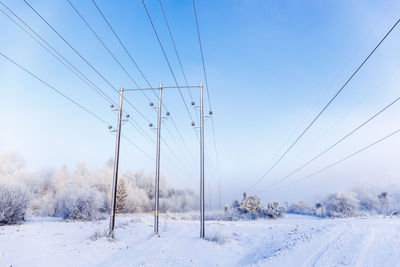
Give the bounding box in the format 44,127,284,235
239,192,261,213
224,192,285,220
55,187,105,220
322,192,360,218
286,201,316,216
356,190,381,215
205,229,228,244
0,182,30,225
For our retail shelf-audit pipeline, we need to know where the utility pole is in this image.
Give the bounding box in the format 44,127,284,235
200,82,205,238
154,84,162,236
109,87,124,238
124,83,207,238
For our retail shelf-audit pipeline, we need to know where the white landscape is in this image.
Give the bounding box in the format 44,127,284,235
1,153,400,266
1,0,400,266
1,214,400,266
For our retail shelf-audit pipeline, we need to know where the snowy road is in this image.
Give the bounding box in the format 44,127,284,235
1,214,400,266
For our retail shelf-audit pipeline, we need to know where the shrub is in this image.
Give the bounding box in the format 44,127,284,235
205,230,228,244
287,201,316,216
55,187,104,220
224,192,285,220
323,192,360,218
0,182,29,225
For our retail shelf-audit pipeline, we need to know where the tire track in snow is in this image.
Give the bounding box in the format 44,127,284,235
300,223,350,267
355,226,376,267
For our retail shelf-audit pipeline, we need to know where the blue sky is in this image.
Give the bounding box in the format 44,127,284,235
1,0,400,205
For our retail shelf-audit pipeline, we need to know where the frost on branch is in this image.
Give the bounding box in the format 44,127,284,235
224,192,285,220
0,182,29,225
116,179,128,213
286,201,316,216
55,187,105,220
322,191,360,218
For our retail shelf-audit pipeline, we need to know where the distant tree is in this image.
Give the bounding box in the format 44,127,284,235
0,152,25,177
286,201,316,216
116,180,128,213
315,202,324,217
240,194,261,213
378,192,391,215
323,192,359,218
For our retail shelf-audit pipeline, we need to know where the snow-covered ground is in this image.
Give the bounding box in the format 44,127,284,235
1,214,399,266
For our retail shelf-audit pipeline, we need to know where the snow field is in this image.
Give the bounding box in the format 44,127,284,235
1,214,400,266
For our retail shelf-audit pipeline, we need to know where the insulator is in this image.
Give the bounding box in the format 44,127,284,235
209,110,213,115
126,114,130,118
191,122,195,126
166,112,170,116
150,102,154,107
108,125,112,130
149,123,153,128
191,101,195,106
110,104,115,108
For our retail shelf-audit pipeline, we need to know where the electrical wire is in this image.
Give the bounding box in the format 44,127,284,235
24,0,152,125
141,0,196,124
0,51,152,159
158,0,193,101
192,0,222,191
264,92,400,191
0,2,155,146
276,128,400,191
91,0,197,165
249,17,400,190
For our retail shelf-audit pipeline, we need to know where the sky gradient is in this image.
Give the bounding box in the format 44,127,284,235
1,0,400,206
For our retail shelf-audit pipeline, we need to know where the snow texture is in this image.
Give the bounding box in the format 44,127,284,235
1,214,400,266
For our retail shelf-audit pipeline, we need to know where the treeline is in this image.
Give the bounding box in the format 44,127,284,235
287,190,400,218
0,152,198,225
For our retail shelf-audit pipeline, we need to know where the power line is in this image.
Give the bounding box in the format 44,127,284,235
0,1,155,147
91,0,153,90
141,0,195,124
249,17,400,190
24,0,152,125
192,0,211,111
294,66,400,160
264,93,400,191
91,0,197,164
192,0,222,192
158,0,193,101
0,51,152,159
276,128,400,191
65,0,144,93
0,0,114,105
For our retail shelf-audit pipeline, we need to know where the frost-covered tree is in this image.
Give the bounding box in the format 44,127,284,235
378,192,392,215
0,152,25,177
323,192,360,218
0,182,29,224
315,203,324,217
286,201,316,216
116,180,128,213
55,187,104,220
0,152,200,221
224,192,284,220
239,192,261,213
